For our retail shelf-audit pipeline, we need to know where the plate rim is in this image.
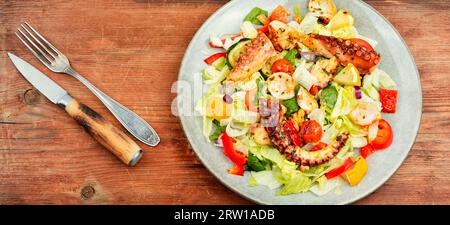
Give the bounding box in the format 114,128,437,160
177,0,422,205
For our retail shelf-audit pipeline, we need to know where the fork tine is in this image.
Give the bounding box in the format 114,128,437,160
24,22,63,56
15,32,51,67
20,24,56,58
17,27,54,63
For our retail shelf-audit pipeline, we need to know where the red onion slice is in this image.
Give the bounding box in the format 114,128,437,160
355,86,362,99
300,52,318,62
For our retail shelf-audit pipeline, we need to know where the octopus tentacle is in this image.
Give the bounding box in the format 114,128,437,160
262,109,349,167
266,21,380,74
303,34,381,74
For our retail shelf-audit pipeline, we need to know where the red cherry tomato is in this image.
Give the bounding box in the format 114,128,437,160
360,144,376,159
300,120,323,143
271,59,294,74
350,38,375,52
371,119,393,150
380,89,398,113
245,89,258,112
310,85,319,95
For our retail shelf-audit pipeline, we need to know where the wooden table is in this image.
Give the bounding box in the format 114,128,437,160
0,0,449,205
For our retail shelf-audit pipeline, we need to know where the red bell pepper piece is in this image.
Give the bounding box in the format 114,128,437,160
258,24,269,34
325,157,354,179
204,52,226,64
269,5,290,23
310,85,319,95
360,144,376,159
221,132,247,176
379,89,398,113
282,120,303,147
257,14,270,25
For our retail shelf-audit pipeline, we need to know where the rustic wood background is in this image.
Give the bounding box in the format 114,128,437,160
0,0,449,205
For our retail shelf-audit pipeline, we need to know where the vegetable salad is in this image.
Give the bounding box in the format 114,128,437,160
196,0,398,196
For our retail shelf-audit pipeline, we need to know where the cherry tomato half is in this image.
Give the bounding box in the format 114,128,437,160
380,89,398,113
300,120,323,143
371,119,393,150
271,59,294,74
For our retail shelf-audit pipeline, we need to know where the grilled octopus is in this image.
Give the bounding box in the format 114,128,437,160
259,99,349,167
268,20,380,74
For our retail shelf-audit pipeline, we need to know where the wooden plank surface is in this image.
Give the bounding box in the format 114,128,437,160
0,0,449,205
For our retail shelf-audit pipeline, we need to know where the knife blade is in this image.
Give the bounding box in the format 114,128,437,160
8,52,143,166
8,52,71,106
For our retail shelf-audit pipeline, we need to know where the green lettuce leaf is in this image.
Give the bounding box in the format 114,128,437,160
244,7,268,25
284,48,298,66
247,152,268,172
320,85,338,109
277,170,313,195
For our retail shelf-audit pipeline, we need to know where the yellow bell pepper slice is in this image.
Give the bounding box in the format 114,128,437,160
341,156,368,186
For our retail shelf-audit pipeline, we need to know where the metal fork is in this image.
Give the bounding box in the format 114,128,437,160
16,22,160,147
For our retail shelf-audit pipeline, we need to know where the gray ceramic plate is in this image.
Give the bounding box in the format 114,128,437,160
177,0,422,204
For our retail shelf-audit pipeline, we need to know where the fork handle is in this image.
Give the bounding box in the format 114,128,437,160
65,98,143,166
65,67,160,147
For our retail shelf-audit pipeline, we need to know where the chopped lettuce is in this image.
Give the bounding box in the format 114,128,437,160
277,170,313,195
313,23,332,36
293,60,318,91
359,91,382,112
321,122,339,144
308,108,326,128
368,68,397,89
226,120,248,138
202,65,230,84
299,13,319,34
349,135,368,148
331,26,358,39
203,116,214,142
212,56,227,70
310,177,339,196
232,110,259,124
234,72,261,91
244,7,268,25
330,85,358,119
341,115,367,137
241,21,258,39
251,170,283,190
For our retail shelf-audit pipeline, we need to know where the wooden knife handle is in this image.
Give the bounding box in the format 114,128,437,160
64,98,143,166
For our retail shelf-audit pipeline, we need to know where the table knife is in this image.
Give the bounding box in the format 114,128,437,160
8,52,142,166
